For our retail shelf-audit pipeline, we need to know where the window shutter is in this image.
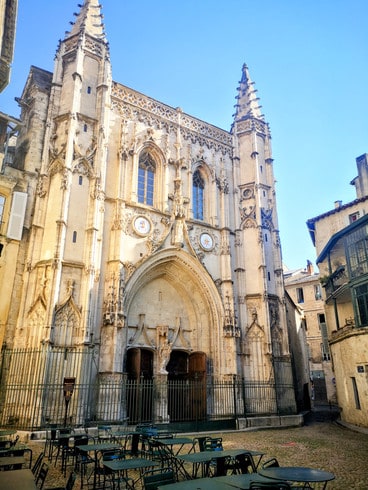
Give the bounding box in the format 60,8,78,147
7,191,27,240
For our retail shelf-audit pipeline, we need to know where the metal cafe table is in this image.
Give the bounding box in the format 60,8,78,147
158,473,273,490
103,457,159,487
0,468,37,490
0,429,17,438
0,455,26,470
155,437,194,456
76,442,121,488
176,448,262,479
259,466,335,489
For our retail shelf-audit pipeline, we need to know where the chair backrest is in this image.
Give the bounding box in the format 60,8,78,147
234,452,257,474
204,437,223,451
66,471,77,490
143,467,176,490
36,462,49,489
59,428,72,435
74,435,89,447
11,435,20,446
249,482,291,489
262,457,280,469
102,449,124,461
32,451,44,475
153,432,174,439
59,436,70,449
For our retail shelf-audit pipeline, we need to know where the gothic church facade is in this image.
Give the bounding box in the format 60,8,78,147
1,0,296,425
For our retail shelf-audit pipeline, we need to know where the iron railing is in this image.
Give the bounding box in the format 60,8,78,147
0,346,296,430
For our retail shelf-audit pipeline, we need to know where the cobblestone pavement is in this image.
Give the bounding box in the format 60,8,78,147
25,418,368,489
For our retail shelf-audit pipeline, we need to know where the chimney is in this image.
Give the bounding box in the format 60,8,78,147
306,260,314,275
334,200,342,209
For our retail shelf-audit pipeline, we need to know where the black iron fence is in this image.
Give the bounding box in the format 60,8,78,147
0,346,296,430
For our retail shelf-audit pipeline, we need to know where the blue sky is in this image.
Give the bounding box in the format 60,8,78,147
1,0,367,270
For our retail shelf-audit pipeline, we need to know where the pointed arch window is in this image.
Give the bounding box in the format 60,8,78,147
138,151,155,206
193,170,204,220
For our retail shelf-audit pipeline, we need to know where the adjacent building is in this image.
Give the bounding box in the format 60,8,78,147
284,262,336,407
307,153,368,427
0,0,298,428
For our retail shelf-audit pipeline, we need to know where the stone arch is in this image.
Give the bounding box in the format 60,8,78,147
53,296,82,347
124,248,225,375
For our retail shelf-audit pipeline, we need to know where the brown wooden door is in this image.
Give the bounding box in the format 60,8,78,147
126,348,153,423
188,352,207,420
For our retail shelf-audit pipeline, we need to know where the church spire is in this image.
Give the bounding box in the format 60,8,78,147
233,63,264,122
66,0,106,40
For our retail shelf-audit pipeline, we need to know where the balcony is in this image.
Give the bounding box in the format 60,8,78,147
322,265,348,298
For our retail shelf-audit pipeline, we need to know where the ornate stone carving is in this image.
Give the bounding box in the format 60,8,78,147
261,207,273,230
36,174,49,198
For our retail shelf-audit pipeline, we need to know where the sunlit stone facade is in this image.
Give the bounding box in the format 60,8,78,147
2,1,297,424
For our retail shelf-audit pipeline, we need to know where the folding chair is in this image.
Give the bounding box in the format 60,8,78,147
226,451,257,475
203,437,223,451
143,467,176,490
45,471,77,490
262,457,280,469
32,451,44,477
249,482,291,489
36,462,49,489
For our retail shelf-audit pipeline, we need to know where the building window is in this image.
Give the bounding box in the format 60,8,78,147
87,86,92,94
138,151,155,206
0,195,5,223
318,313,330,361
354,284,368,327
351,377,361,409
314,284,322,300
83,124,87,132
79,176,83,185
192,170,204,220
296,287,304,303
347,226,368,278
349,212,360,223
72,231,77,243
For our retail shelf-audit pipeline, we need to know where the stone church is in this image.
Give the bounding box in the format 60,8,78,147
1,0,297,427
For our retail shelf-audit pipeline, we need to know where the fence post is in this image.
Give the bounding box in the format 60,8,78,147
241,377,247,417
232,375,237,421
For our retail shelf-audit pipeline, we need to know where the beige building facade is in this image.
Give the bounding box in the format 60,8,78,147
307,153,368,428
0,1,297,427
284,263,336,407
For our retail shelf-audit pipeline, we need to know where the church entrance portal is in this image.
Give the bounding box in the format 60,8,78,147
126,348,207,423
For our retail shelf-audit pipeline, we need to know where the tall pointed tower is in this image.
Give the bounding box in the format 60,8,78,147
232,64,294,412
10,1,111,352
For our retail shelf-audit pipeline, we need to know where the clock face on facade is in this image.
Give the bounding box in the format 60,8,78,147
200,232,214,251
243,188,253,199
133,216,151,236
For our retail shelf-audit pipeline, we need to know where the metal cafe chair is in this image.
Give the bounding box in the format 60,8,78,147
203,437,223,451
262,457,280,469
35,462,49,489
143,467,176,490
225,451,257,475
32,451,45,477
249,482,291,489
45,471,77,490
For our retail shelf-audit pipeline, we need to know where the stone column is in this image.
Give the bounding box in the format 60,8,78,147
154,374,170,424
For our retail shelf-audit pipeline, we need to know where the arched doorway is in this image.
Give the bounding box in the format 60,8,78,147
126,348,154,422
